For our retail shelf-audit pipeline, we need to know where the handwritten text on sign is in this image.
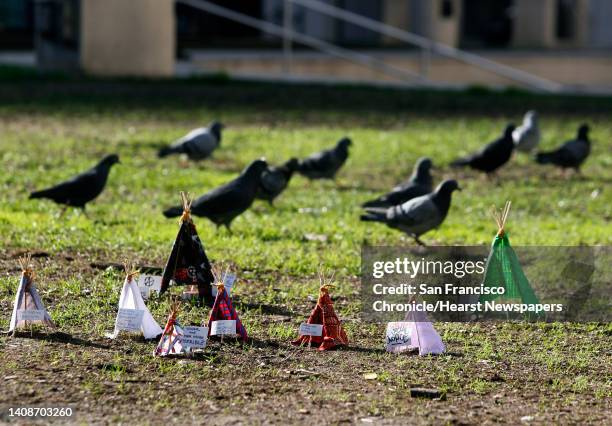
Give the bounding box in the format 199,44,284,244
210,320,236,336
137,275,162,298
212,273,236,297
17,309,45,321
299,323,323,336
183,326,209,349
385,322,412,352
115,309,144,332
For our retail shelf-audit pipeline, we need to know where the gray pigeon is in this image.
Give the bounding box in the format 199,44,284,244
360,179,461,245
536,124,591,172
362,157,433,208
29,154,120,212
297,137,351,180
256,158,299,205
451,124,515,175
163,159,268,230
513,110,540,153
158,121,224,160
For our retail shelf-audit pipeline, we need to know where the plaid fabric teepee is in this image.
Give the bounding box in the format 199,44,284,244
9,255,56,333
293,281,348,351
155,301,185,356
480,201,542,319
160,192,215,306
207,282,248,342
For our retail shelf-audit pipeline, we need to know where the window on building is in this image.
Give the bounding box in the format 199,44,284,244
556,0,576,40
441,0,454,18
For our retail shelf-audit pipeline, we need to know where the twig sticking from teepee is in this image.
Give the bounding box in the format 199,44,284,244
18,254,34,280
167,297,181,321
211,262,233,291
123,260,140,283
179,191,193,223
491,201,512,237
317,267,336,294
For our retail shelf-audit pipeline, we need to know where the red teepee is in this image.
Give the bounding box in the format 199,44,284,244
293,282,348,351
207,266,247,341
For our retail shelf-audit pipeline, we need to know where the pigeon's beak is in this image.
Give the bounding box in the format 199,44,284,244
457,186,462,191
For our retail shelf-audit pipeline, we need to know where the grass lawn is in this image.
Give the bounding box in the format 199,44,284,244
0,69,610,424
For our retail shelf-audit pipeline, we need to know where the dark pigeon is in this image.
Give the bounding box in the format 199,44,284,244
536,124,591,172
360,179,461,245
29,154,120,211
163,159,268,230
158,121,224,160
451,124,515,175
362,157,433,208
256,158,299,205
297,137,351,180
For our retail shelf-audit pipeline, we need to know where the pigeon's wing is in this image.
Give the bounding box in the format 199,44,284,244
260,170,286,194
389,196,441,235
173,128,217,159
33,168,101,202
190,180,251,217
301,149,336,171
561,139,589,162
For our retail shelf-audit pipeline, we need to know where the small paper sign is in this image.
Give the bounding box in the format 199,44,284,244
210,320,236,336
17,309,45,321
385,322,412,352
137,275,162,298
183,326,209,349
299,323,323,336
212,273,236,297
115,309,144,332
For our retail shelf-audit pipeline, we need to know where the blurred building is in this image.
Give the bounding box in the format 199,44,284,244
0,0,611,87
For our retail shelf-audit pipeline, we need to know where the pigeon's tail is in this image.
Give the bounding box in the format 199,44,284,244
450,157,471,168
163,205,183,218
535,151,556,165
29,189,49,199
158,145,179,158
361,198,389,209
360,208,388,223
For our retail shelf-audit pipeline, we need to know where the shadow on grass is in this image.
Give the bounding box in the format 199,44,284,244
14,331,111,350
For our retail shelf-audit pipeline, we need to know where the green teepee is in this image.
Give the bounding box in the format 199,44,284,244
479,201,542,317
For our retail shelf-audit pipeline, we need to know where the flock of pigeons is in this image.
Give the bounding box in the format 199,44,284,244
28,111,592,244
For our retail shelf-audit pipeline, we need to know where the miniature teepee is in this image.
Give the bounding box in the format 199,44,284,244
155,299,185,356
480,201,541,316
207,264,248,342
386,299,444,355
9,255,56,333
160,192,215,306
109,263,162,339
292,272,348,351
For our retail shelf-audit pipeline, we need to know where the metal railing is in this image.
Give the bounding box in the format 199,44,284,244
178,0,565,92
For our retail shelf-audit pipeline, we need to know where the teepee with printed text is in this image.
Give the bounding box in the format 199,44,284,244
480,201,542,318
109,263,162,339
155,299,185,356
292,271,348,351
160,192,215,306
9,255,56,333
386,300,445,355
207,264,248,342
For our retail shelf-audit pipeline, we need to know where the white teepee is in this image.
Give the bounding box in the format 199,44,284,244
155,300,185,356
9,255,56,333
405,308,445,356
109,264,162,339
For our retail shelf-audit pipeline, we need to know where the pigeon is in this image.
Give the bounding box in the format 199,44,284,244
256,158,299,205
163,159,268,230
158,121,224,160
360,179,461,245
362,157,433,208
451,124,515,175
297,137,352,180
513,110,540,153
29,154,120,212
536,124,591,172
